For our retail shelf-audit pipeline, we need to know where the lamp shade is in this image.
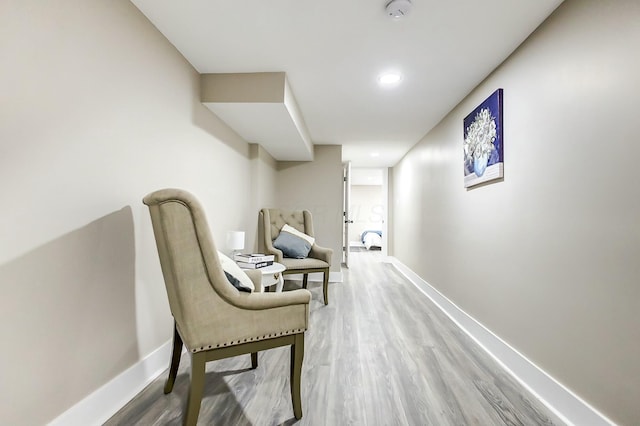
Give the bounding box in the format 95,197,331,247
226,231,245,251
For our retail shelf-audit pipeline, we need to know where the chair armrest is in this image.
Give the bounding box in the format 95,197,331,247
244,269,263,293
309,244,332,265
192,288,311,350
233,289,311,310
263,238,284,263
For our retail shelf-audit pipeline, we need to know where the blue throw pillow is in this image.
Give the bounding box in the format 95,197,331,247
273,231,312,259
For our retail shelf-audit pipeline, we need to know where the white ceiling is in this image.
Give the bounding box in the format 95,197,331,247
132,0,563,167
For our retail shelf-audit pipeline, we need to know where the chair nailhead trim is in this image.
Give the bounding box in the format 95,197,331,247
191,328,307,353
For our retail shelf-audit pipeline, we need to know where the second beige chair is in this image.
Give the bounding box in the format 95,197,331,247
259,208,333,305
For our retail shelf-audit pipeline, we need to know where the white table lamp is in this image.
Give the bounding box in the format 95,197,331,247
226,230,245,257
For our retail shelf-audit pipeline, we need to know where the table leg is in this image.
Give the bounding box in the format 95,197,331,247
275,273,284,292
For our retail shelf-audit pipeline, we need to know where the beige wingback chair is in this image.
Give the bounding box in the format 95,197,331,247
143,189,311,426
259,208,333,305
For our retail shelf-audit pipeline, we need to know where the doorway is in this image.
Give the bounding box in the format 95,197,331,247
344,167,389,264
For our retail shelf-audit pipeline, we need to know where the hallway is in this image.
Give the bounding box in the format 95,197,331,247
107,250,563,425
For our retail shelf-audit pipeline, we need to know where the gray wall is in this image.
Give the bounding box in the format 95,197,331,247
249,144,279,251
1,1,287,424
390,0,639,424
276,145,344,272
1,3,345,424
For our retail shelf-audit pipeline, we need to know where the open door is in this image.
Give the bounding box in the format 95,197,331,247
342,161,352,267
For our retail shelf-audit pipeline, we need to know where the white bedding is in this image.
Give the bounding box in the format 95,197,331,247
362,231,382,250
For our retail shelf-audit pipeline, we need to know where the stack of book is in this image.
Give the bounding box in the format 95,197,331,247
234,253,275,269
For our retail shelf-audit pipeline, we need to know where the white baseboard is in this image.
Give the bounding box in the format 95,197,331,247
285,271,342,283
48,340,173,426
389,257,615,426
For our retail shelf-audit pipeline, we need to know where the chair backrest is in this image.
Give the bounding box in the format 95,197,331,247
261,208,315,243
143,189,240,347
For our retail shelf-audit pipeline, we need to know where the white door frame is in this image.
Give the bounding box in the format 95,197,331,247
381,167,389,258
342,161,352,267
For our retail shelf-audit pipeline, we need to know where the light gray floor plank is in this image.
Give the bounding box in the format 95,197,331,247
105,250,564,426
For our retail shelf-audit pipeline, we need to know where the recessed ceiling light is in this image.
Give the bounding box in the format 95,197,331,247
371,152,380,157
377,72,402,86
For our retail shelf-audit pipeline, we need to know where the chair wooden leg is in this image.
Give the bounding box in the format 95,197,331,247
322,268,329,305
184,352,206,426
302,273,308,289
290,333,304,419
251,352,258,369
164,322,183,394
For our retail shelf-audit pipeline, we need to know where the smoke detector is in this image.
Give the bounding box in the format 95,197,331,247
386,0,412,18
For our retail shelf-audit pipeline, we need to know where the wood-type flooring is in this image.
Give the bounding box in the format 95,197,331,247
106,250,564,426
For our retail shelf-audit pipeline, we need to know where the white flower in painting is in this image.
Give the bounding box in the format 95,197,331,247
464,108,497,164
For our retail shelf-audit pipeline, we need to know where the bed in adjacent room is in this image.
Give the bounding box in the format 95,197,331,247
361,230,382,250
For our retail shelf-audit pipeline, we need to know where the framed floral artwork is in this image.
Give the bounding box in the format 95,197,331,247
463,88,503,188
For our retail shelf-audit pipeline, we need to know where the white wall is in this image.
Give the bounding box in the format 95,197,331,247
349,185,384,244
0,1,258,424
390,0,640,424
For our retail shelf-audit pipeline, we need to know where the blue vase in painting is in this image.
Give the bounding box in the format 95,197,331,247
473,153,488,176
